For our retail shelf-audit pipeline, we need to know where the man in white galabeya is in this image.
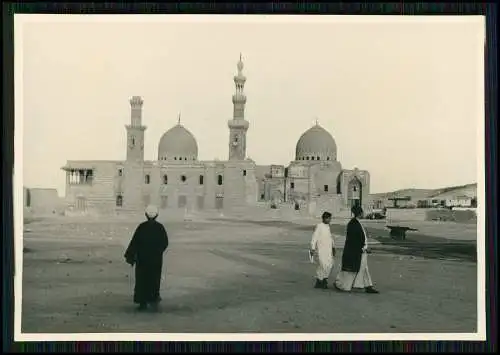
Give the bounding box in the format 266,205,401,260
310,211,336,289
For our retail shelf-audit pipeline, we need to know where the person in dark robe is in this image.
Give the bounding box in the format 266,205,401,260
124,205,169,311
334,205,379,294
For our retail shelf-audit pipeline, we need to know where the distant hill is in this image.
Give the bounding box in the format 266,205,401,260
370,183,477,201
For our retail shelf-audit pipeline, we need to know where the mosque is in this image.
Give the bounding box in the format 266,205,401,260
61,56,371,217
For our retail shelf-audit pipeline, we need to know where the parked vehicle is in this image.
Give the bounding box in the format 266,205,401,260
364,211,386,220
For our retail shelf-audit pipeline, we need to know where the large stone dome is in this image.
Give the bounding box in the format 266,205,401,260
295,124,337,161
158,123,198,161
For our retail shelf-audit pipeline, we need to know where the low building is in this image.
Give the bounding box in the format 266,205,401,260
445,195,474,208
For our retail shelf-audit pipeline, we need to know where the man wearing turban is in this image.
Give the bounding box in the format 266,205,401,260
334,204,379,293
124,205,169,310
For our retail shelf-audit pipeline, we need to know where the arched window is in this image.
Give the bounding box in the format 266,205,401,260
144,174,150,184
317,156,320,160
327,157,330,161
199,175,204,185
184,157,187,161
217,175,223,185
116,195,123,207
306,157,310,160
181,175,187,182
163,175,168,185
243,170,247,176
336,179,341,194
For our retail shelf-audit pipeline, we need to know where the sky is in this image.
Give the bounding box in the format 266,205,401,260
17,15,485,195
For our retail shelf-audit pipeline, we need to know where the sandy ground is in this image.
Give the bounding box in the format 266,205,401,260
21,217,477,334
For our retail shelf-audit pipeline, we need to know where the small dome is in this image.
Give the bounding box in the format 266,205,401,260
295,124,337,161
158,124,198,161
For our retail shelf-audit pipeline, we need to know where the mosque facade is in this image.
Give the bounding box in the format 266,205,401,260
61,56,371,217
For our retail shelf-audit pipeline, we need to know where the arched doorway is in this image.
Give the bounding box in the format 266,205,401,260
347,177,363,210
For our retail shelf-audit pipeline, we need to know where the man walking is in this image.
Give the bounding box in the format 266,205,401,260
124,205,169,311
335,205,379,294
310,211,336,289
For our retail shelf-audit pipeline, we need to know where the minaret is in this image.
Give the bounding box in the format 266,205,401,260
227,54,249,161
125,96,147,161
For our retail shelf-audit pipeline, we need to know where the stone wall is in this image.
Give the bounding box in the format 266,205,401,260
243,163,259,204
64,161,118,214
312,194,344,218
310,161,342,197
26,188,64,215
386,208,477,224
223,161,249,210
386,208,428,222
62,156,367,217
148,162,206,212
426,208,477,224
122,161,146,212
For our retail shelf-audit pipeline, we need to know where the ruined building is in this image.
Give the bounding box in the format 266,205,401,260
61,56,370,217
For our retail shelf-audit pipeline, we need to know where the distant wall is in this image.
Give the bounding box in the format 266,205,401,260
386,207,477,224
386,208,428,222
26,188,64,215
426,209,477,224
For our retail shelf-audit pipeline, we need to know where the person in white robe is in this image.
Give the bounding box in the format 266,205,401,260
335,205,379,294
310,211,336,289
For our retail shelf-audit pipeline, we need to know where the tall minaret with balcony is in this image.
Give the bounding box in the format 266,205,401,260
125,96,146,161
228,54,249,160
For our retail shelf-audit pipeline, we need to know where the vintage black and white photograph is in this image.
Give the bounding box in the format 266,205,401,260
15,14,485,341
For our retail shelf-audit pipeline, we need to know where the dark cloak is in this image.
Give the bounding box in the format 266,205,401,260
124,219,169,304
341,217,365,273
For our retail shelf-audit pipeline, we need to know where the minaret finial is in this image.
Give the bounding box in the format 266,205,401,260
315,117,319,126
237,53,244,73
178,112,181,125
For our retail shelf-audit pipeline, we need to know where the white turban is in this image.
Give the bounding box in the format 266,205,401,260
145,205,159,218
